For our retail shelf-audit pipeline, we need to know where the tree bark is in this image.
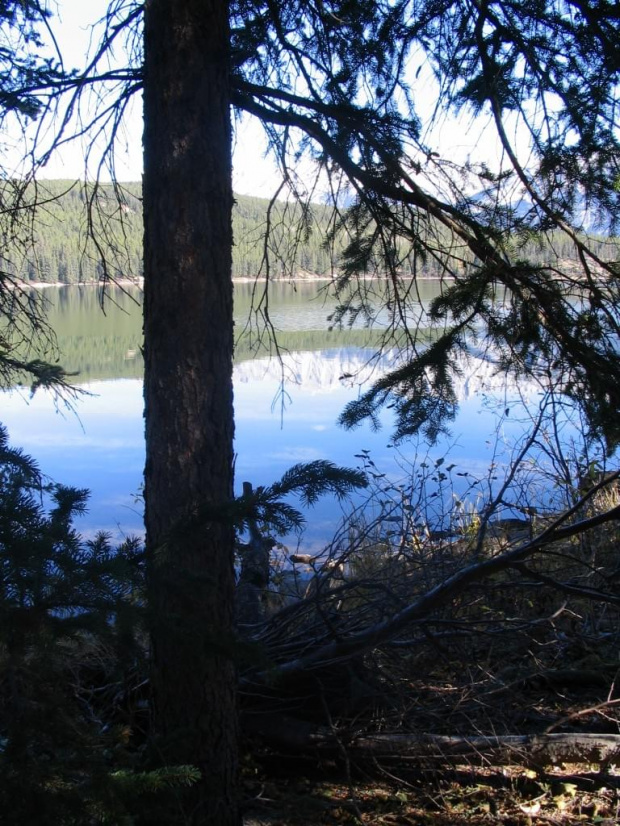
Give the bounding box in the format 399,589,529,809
142,1,239,823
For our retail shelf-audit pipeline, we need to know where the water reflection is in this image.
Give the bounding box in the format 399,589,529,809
2,283,538,550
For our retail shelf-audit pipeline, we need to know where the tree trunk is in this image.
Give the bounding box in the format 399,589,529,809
236,482,274,627
142,1,239,823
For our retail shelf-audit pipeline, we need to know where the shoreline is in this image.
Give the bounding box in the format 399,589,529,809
18,273,451,290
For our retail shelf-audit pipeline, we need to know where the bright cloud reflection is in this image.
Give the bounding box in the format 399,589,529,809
1,355,532,553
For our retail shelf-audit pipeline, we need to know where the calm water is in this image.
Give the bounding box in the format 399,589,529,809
1,283,543,551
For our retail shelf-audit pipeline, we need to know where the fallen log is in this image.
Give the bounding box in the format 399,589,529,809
242,713,620,771
351,732,620,769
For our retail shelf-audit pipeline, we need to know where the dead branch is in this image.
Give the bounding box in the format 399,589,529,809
248,502,620,681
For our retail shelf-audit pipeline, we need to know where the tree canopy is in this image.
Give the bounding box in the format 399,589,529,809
228,0,620,447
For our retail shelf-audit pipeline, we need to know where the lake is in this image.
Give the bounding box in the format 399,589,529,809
1,282,548,552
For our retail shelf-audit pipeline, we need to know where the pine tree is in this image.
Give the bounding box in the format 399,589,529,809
0,424,145,824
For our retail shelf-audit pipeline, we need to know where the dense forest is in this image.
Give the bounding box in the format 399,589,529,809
4,180,339,282
5,179,619,284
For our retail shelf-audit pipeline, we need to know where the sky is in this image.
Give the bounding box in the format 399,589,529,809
24,0,282,195
14,0,522,199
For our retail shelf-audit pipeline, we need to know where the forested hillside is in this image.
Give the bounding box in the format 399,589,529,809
4,179,619,284
4,180,339,283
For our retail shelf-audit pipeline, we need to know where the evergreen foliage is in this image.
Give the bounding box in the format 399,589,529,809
228,0,620,450
0,424,147,824
0,1,67,121
0,4,81,394
340,332,462,443
0,423,367,822
235,459,368,535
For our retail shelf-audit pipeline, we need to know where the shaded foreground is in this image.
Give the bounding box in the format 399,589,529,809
2,428,620,823
240,611,620,824
242,766,619,825
237,475,620,825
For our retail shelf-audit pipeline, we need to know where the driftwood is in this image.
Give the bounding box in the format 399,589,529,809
237,482,620,777
248,499,620,682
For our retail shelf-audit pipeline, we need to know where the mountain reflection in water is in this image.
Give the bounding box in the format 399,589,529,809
1,283,544,551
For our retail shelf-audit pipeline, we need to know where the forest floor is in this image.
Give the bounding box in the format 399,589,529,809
242,743,620,825
240,661,620,824
242,770,619,825
239,503,620,824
